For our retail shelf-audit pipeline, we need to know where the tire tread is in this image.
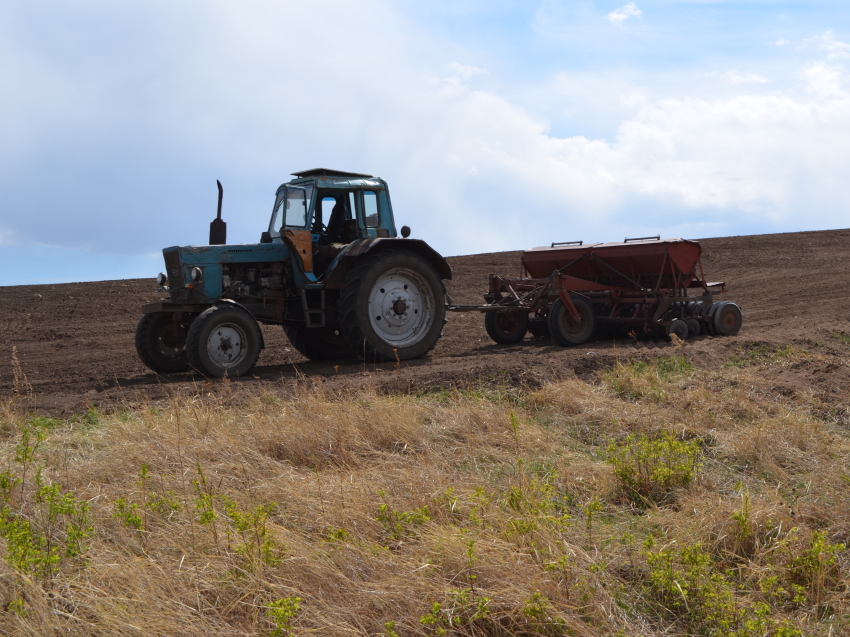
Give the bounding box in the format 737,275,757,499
338,249,446,362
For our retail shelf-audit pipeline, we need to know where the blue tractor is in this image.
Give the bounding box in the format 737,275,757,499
135,169,452,377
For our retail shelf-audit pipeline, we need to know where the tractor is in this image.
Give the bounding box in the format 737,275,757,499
135,169,451,377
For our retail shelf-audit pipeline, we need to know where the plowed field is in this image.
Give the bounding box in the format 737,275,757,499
3,229,850,414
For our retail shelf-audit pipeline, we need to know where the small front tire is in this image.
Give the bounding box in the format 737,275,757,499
135,312,190,374
186,305,262,377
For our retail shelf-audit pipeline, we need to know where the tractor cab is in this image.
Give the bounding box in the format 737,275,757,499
266,169,397,277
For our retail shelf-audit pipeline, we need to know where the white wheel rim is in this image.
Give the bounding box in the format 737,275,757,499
367,268,435,348
207,323,247,368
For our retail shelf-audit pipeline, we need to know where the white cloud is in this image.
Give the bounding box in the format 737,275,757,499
820,30,850,60
775,38,790,47
804,61,846,97
608,3,642,24
721,69,770,85
446,61,490,82
800,30,850,60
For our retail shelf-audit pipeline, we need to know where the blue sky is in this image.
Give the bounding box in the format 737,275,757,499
1,1,849,285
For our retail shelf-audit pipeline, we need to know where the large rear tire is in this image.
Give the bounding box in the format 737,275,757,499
484,310,528,344
338,249,446,362
186,305,262,377
135,312,190,374
283,325,354,361
548,295,595,347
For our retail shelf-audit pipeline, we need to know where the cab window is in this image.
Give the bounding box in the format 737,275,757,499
285,186,315,228
363,190,379,228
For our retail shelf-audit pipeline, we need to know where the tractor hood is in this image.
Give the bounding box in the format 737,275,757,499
163,243,290,300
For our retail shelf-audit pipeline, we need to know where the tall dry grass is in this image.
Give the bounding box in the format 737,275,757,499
0,348,848,635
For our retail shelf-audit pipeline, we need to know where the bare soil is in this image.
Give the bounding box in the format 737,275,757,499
3,229,850,415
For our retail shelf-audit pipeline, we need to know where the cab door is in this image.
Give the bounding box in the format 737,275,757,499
279,186,314,273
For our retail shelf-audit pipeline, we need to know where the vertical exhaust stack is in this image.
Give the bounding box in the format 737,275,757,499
209,180,227,245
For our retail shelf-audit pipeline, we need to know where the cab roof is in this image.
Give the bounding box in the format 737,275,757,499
281,169,386,191
291,168,373,178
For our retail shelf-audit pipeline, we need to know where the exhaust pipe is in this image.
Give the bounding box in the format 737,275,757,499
209,179,226,245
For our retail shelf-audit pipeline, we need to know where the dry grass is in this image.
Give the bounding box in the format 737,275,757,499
0,351,848,636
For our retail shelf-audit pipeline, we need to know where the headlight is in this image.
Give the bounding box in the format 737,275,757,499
156,272,167,286
190,267,203,283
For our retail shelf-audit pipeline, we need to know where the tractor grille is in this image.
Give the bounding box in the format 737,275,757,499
163,249,183,289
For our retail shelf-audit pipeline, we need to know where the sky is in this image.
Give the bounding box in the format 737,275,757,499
1,0,850,285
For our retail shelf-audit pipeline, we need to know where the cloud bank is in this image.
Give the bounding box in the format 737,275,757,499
0,2,849,283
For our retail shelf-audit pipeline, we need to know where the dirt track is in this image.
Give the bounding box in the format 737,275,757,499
3,229,850,415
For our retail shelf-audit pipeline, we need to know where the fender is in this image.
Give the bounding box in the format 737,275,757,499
323,237,453,287
216,299,266,349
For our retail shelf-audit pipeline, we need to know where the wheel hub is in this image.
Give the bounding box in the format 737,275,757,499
155,323,184,357
392,299,408,315
207,324,246,367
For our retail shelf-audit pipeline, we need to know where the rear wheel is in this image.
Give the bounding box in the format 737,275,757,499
283,325,354,361
548,295,595,346
135,312,190,374
186,305,262,377
484,310,528,344
338,249,446,362
715,302,743,336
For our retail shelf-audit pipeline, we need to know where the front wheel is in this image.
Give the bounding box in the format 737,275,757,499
338,249,446,362
186,305,262,377
135,312,190,374
484,310,529,344
548,295,595,347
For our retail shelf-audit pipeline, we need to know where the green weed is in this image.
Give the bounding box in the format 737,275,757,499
376,491,431,545
27,414,63,430
113,497,143,531
725,345,796,368
604,355,693,401
323,526,351,542
607,432,702,506
0,430,91,578
0,478,91,577
266,596,301,637
420,588,491,635
789,531,845,606
192,464,220,544
70,406,101,428
221,497,283,567
833,332,850,346
522,591,569,635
